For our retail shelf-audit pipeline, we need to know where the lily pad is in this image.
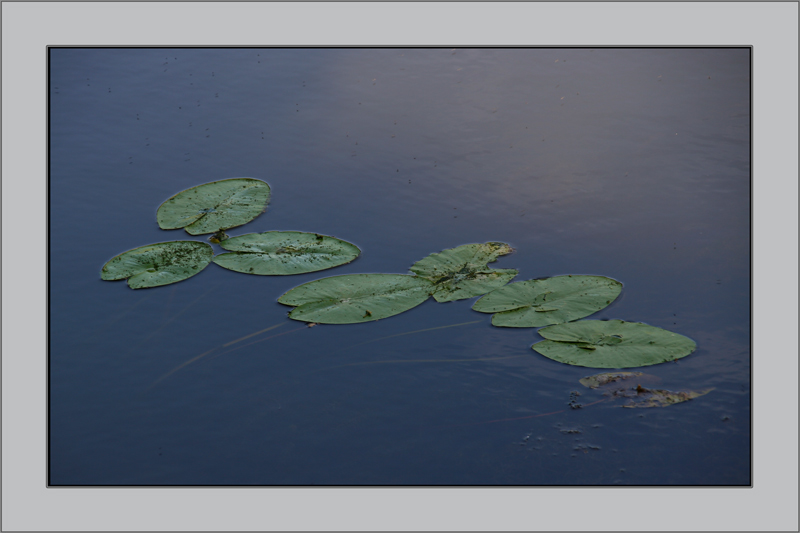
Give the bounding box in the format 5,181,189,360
579,371,645,389
156,178,271,235
532,320,697,368
619,387,713,408
578,372,712,407
409,242,518,302
472,275,622,327
212,231,361,275
100,241,213,289
278,273,435,324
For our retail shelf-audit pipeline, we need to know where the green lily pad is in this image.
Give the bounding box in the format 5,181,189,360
100,241,213,289
278,273,435,324
472,275,622,327
532,320,697,368
212,231,361,275
156,178,271,235
409,242,518,302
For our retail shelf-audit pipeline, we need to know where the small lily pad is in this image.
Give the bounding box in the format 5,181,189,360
619,387,713,408
579,372,645,389
578,371,712,407
472,275,622,327
278,273,435,324
212,231,361,275
100,241,213,289
410,242,518,302
156,178,271,235
532,320,697,368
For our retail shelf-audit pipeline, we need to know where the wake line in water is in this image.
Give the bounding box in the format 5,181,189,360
145,322,298,391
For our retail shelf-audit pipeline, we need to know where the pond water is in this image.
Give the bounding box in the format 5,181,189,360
49,47,750,486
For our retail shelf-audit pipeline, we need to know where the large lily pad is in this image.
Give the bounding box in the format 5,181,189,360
278,273,435,324
100,241,213,289
409,242,518,302
472,275,622,327
532,320,697,368
212,231,360,275
156,178,271,235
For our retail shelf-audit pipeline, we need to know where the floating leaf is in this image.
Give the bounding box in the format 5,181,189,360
100,241,213,289
409,242,518,302
577,372,712,407
619,387,713,408
579,371,645,389
532,320,697,368
278,274,435,324
156,178,271,235
212,231,360,275
472,275,622,327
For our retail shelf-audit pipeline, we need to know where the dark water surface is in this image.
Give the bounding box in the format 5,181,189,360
49,48,750,485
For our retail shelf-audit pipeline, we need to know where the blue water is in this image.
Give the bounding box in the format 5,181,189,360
49,47,750,485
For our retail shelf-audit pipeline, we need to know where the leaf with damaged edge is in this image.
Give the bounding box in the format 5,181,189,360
532,320,697,368
100,241,213,289
578,372,712,407
579,371,644,389
619,387,713,408
212,231,360,275
156,178,271,235
473,275,622,327
410,242,518,302
278,273,434,324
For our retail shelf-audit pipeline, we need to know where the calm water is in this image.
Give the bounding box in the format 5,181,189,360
49,47,750,485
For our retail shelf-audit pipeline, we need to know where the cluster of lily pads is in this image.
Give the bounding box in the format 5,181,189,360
100,178,362,288
101,178,700,378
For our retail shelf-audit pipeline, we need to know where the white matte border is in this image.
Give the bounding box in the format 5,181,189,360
2,2,797,531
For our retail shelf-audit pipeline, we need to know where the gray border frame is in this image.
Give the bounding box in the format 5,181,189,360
3,2,798,531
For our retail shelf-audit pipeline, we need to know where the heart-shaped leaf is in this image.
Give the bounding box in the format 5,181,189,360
532,320,697,368
100,241,213,289
212,231,360,275
472,275,622,327
156,178,271,235
410,242,518,302
278,273,434,324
